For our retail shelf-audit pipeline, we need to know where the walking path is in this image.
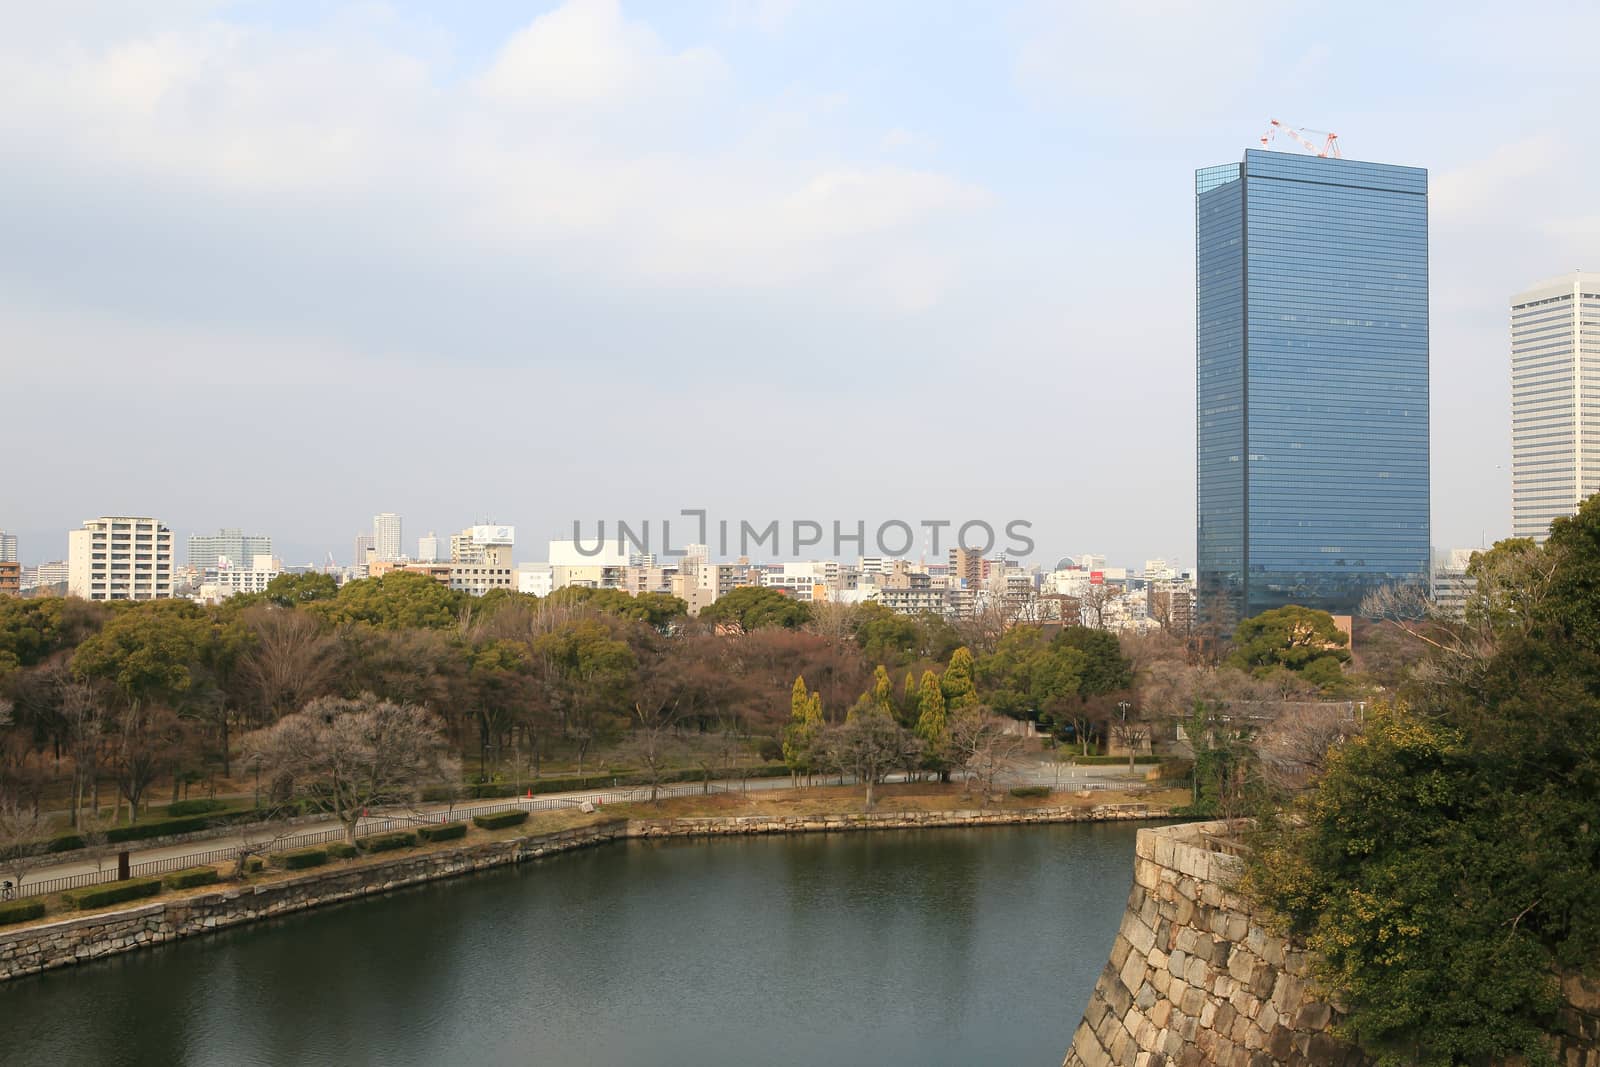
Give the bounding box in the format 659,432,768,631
15,764,1143,896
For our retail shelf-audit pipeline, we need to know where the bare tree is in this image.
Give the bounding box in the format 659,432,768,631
823,710,920,809
237,607,337,726
622,700,683,805
228,805,300,880
1254,704,1360,794
949,710,1026,797
243,694,458,843
1079,584,1121,631
0,795,51,897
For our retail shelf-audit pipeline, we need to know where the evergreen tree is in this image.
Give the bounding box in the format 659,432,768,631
782,675,824,780
914,670,950,778
941,646,979,709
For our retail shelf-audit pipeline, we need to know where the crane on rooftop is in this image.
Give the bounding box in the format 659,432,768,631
1259,118,1341,158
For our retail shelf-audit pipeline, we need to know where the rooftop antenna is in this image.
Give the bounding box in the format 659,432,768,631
1260,118,1341,158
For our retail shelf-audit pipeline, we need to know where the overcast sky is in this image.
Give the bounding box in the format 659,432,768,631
3,1,1594,568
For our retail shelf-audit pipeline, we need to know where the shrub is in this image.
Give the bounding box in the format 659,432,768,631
1008,785,1050,798
356,831,417,854
63,878,163,910
417,822,467,843
327,843,358,859
163,867,221,890
244,857,264,874
45,834,86,854
106,815,212,844
164,798,228,817
0,899,46,926
473,810,529,831
271,847,328,870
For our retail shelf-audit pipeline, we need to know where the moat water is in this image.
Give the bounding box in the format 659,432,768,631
0,823,1142,1066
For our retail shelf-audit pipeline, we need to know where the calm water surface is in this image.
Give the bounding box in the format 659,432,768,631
0,823,1142,1066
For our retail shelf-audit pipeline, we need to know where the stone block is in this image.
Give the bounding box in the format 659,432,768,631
1168,948,1188,976
1121,951,1150,995
1127,917,1158,957
1294,1002,1332,1032
1136,983,1159,1010
1151,966,1171,996
1185,956,1210,988
1268,1023,1294,1060
1180,986,1207,1017
1150,999,1173,1030
1250,962,1278,1000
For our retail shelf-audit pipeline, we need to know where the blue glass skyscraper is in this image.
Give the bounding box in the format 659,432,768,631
1196,149,1429,627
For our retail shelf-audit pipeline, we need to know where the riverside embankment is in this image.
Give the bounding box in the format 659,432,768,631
1061,821,1600,1067
1,801,1170,982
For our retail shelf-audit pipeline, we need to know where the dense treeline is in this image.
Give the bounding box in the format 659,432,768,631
1248,499,1600,1065
0,572,1138,827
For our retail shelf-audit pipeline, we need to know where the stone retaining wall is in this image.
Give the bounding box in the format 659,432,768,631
0,803,1168,983
1062,821,1364,1067
1061,821,1600,1067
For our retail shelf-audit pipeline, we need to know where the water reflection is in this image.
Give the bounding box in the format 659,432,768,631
0,823,1140,1067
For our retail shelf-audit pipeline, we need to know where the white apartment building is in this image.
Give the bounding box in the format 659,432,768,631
373,512,403,562
0,531,16,563
68,516,174,601
1512,272,1600,541
417,532,442,563
517,563,554,597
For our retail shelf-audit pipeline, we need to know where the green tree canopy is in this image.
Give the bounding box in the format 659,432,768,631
313,571,466,630
700,586,812,632
977,627,1086,717
1226,605,1350,684
1052,626,1133,695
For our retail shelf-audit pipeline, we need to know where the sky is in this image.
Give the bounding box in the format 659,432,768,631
2,0,1596,569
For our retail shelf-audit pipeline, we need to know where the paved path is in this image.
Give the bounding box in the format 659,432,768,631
17,764,1143,893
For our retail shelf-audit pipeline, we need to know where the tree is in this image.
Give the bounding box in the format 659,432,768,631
623,699,682,805
467,639,534,779
313,571,466,631
1226,605,1350,691
913,670,950,779
822,707,919,809
948,709,1025,796
978,627,1085,717
940,647,979,709
782,676,824,782
532,619,635,775
0,794,51,895
236,607,337,725
244,694,458,843
1053,627,1133,695
699,586,813,632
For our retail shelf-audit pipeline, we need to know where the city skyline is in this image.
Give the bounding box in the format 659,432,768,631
4,4,1598,568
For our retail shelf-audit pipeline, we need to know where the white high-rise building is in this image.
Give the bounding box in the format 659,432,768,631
188,528,272,571
67,516,174,601
417,532,442,563
373,513,402,562
0,531,16,563
1512,272,1600,541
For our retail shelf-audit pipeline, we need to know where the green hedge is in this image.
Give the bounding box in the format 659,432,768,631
163,867,221,890
357,831,417,854
63,878,163,910
0,900,46,926
417,822,467,843
1009,785,1051,798
271,847,329,870
473,810,529,830
245,857,265,873
327,842,358,860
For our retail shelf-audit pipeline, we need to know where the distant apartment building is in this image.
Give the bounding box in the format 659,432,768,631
452,524,513,565
353,534,375,575
373,513,403,563
0,531,16,563
1511,272,1600,541
1147,580,1195,634
67,516,174,601
417,532,442,563
22,561,68,590
518,563,555,598
0,561,19,597
1431,548,1479,619
196,555,282,603
188,528,272,571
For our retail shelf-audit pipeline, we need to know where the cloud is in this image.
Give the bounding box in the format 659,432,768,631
0,0,983,314
477,0,724,107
